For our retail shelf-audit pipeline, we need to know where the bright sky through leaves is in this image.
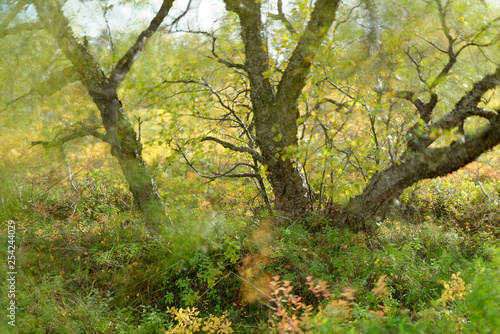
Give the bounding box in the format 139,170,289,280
64,0,222,38
63,0,500,40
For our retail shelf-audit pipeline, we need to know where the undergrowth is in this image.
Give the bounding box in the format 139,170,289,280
1,166,499,333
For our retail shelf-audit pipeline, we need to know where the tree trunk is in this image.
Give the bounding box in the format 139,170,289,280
334,65,500,234
255,102,311,217
224,0,340,219
91,90,171,228
335,114,500,233
33,0,174,229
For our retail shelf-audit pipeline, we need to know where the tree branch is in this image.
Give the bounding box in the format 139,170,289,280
428,0,457,90
0,22,43,38
31,127,109,148
403,46,427,85
1,90,31,113
176,145,258,180
2,65,81,112
163,78,256,147
0,0,28,34
432,67,500,130
174,29,247,70
470,107,497,120
201,136,264,164
335,111,500,233
33,0,107,92
406,66,500,152
108,0,175,89
415,113,500,178
392,90,437,123
206,31,246,70
270,0,297,35
276,0,341,107
32,66,81,96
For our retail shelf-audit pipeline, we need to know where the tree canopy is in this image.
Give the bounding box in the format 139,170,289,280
1,0,500,232
3,1,500,332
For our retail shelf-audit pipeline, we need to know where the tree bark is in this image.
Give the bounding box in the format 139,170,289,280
33,0,174,228
335,67,500,233
224,0,341,218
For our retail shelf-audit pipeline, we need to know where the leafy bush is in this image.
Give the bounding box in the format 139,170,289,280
400,166,500,236
7,163,500,333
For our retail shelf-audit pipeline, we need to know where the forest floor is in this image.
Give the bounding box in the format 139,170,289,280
1,164,500,333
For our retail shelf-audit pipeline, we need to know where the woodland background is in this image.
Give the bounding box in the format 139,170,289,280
1,0,500,332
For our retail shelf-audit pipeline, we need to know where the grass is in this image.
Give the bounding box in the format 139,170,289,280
1,165,500,333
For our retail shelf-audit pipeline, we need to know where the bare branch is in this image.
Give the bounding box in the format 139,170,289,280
428,0,460,90
324,76,355,100
0,0,28,34
403,46,427,85
210,46,246,70
203,82,255,146
322,98,353,112
2,66,81,113
176,144,258,180
277,0,341,106
170,0,193,29
31,127,109,149
173,29,247,70
101,3,116,60
108,0,175,89
163,78,256,147
418,35,448,54
457,16,500,51
162,79,205,85
332,2,361,33
202,135,264,164
208,31,246,70
269,0,297,35
391,90,437,123
1,90,31,113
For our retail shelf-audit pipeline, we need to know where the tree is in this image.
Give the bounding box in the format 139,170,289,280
2,0,500,234
220,0,341,217
163,0,500,231
162,0,342,217
1,0,177,228
323,0,500,232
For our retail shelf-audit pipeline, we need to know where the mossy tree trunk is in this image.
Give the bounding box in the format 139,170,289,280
335,67,500,233
223,0,341,219
32,0,175,228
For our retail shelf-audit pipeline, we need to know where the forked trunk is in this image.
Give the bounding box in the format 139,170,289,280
334,163,414,233
34,0,175,230
223,0,340,221
255,103,313,218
